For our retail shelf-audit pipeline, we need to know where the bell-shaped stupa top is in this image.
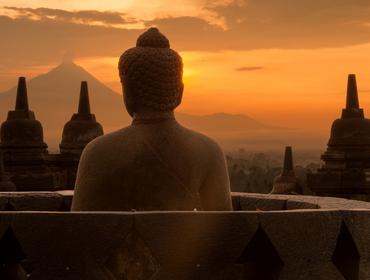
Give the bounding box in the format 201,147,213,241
60,81,103,155
282,146,294,176
78,81,91,115
342,74,364,119
270,146,301,195
15,77,29,111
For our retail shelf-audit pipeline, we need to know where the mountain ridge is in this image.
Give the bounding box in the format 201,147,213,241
0,61,275,150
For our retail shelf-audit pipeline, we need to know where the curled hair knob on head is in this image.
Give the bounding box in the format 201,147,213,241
136,27,170,48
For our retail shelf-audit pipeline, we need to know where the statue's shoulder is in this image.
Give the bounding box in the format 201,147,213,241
80,126,134,161
177,125,225,159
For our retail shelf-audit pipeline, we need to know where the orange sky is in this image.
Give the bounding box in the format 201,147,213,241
41,44,370,133
1,0,370,134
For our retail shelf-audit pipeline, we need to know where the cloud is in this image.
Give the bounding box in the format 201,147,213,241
3,6,139,28
145,16,225,50
0,15,141,66
1,0,370,69
235,66,264,72
147,0,370,50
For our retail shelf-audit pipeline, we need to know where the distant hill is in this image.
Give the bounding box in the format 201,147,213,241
177,112,271,132
0,61,278,151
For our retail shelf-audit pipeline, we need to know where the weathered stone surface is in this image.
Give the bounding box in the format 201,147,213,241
238,195,287,211
105,231,160,280
0,191,367,212
236,224,284,280
0,224,27,279
0,211,362,279
342,210,370,280
259,210,343,279
233,192,289,211
0,191,366,212
231,194,242,210
55,190,74,211
12,212,133,280
233,192,370,210
0,192,63,211
332,221,360,280
0,152,16,191
285,200,319,210
135,212,258,280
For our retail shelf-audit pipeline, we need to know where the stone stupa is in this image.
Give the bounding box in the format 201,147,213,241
60,81,103,155
58,81,103,189
0,77,54,190
1,77,47,154
308,74,370,201
270,146,301,195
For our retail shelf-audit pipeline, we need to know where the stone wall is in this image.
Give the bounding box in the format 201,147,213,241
232,192,370,211
2,191,370,212
0,192,369,279
0,210,368,279
0,191,73,211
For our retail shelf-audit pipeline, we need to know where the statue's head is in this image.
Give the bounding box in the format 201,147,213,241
118,28,184,116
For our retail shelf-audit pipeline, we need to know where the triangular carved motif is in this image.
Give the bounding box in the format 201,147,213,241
332,222,360,280
3,202,16,211
105,231,160,280
235,225,283,280
0,228,28,279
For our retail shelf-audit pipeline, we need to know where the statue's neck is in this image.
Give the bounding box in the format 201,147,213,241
132,108,175,125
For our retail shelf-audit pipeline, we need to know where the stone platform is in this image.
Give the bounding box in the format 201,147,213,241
0,192,369,279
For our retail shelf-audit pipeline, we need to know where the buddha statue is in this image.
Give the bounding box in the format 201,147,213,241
72,28,232,211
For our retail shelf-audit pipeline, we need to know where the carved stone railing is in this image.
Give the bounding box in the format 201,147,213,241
1,191,369,212
232,192,370,210
0,192,369,279
0,191,73,211
0,210,368,279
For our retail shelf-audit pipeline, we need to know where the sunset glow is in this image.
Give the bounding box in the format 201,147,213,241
2,0,370,143
72,43,370,133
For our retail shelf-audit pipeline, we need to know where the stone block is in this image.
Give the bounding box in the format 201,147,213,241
10,212,133,280
134,211,258,280
342,210,370,280
259,210,343,279
239,195,287,211
0,192,63,211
